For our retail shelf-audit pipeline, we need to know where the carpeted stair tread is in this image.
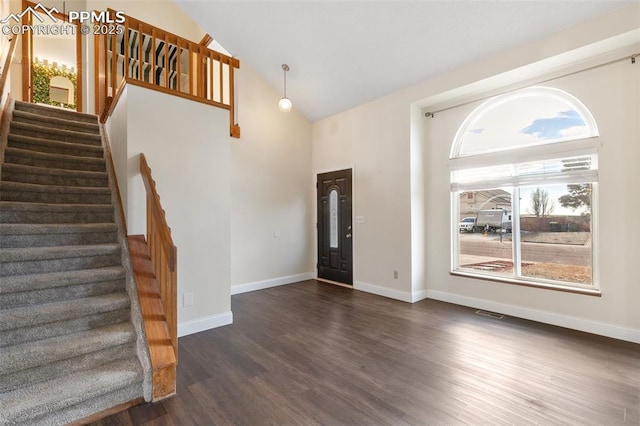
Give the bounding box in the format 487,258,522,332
0,180,110,195
0,243,121,276
10,121,102,145
0,222,117,235
0,181,112,204
0,322,136,375
7,133,104,157
0,101,150,420
0,243,120,262
0,355,142,425
1,162,108,186
0,292,130,332
1,308,130,348
0,340,135,393
0,201,114,224
0,266,125,294
4,147,106,172
0,223,118,248
12,109,100,133
14,100,99,124
27,382,143,426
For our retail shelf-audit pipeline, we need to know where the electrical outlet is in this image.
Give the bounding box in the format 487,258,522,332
393,270,398,279
183,292,194,307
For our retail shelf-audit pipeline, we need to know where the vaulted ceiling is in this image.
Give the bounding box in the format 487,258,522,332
176,1,636,122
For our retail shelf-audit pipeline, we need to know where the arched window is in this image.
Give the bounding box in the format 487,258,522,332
450,86,598,292
451,86,598,158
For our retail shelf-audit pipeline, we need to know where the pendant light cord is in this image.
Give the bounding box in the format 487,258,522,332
283,67,287,98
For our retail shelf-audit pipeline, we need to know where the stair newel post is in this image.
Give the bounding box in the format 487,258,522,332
229,59,235,137
229,57,240,138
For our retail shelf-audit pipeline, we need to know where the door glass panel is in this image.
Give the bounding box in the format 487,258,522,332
329,189,339,248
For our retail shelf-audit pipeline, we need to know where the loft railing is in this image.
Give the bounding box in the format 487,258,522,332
139,153,178,360
95,10,240,137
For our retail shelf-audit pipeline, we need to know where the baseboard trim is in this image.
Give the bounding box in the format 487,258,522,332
354,281,413,303
411,289,429,303
231,272,315,295
353,281,429,303
426,290,640,344
177,311,233,337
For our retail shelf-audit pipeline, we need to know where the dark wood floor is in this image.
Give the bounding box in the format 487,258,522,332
95,280,640,425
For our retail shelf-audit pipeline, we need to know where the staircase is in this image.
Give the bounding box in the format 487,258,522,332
0,101,151,425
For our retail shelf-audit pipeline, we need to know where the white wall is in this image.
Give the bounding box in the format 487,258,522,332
312,100,413,300
426,60,640,342
104,88,127,214
231,63,314,294
33,32,76,70
99,2,314,333
106,85,232,336
312,4,640,341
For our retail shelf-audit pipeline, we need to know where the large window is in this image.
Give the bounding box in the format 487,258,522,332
450,87,598,292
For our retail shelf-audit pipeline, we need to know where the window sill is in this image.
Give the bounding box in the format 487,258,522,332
450,270,602,297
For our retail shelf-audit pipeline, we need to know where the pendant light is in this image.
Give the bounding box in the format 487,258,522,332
278,64,292,112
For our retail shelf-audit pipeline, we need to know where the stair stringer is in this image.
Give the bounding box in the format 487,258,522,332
99,122,153,403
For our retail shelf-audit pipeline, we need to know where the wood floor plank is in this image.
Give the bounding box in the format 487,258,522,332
94,280,640,425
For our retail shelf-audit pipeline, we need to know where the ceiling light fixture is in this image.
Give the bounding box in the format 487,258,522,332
278,64,292,112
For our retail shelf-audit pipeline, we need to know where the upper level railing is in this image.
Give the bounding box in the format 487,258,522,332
139,153,178,360
95,10,240,137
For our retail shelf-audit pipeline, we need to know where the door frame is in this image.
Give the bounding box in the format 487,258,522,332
315,165,355,287
21,0,83,111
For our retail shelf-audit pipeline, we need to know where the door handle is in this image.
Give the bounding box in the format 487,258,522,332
346,233,352,239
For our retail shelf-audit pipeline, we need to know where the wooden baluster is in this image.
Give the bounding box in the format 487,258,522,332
124,20,129,79
151,28,156,85
164,34,169,88
197,47,204,98
110,31,117,97
93,33,103,117
207,51,215,101
138,24,143,81
176,40,181,92
218,57,223,104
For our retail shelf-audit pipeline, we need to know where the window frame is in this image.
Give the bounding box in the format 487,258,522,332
449,87,601,295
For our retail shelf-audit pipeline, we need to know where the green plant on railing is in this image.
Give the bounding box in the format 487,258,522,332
32,63,77,110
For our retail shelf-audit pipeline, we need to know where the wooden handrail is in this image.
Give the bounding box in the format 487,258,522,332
95,10,240,137
139,153,178,360
0,35,18,98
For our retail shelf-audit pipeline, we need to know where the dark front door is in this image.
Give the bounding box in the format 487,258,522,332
317,169,353,285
